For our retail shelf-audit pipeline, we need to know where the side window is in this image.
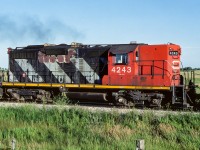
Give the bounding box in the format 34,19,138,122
136,51,139,61
115,54,128,64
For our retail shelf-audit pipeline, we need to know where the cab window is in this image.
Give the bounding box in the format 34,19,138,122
115,54,128,64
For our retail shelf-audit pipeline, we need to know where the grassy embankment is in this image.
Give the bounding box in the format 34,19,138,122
0,106,199,150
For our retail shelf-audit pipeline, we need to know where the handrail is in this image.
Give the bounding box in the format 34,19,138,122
137,60,172,77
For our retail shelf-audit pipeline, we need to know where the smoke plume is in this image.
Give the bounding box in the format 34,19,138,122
0,14,84,44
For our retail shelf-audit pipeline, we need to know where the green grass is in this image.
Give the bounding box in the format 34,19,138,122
0,106,199,150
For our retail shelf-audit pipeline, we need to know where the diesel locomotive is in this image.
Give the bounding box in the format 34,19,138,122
0,42,198,109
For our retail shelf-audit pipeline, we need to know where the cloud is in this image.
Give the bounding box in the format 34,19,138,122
0,14,84,44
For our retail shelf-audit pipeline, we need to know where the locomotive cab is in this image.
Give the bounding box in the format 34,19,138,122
103,43,182,87
102,44,139,85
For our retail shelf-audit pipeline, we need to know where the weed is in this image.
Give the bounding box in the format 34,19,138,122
53,94,71,105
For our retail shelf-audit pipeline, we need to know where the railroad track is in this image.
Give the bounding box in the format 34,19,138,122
0,101,199,116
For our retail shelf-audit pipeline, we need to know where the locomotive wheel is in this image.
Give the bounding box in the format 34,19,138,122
149,98,162,109
116,96,134,107
36,90,52,103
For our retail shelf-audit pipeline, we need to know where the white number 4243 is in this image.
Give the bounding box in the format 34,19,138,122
111,67,131,73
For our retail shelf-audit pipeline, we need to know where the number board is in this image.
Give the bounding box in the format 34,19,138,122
169,51,178,56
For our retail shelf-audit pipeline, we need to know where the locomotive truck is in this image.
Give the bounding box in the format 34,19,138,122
0,42,198,109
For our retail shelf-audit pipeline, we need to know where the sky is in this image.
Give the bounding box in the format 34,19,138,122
0,0,199,68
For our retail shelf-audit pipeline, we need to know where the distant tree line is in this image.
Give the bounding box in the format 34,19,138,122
181,67,200,71
0,67,8,71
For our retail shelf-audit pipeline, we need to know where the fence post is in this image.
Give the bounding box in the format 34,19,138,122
136,139,145,150
11,138,16,150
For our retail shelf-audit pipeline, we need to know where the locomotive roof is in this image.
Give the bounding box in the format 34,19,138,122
10,43,146,55
109,45,139,54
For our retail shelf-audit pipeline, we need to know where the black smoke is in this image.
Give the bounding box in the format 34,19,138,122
0,14,84,44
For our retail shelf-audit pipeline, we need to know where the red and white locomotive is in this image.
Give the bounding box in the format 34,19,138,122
0,42,197,109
